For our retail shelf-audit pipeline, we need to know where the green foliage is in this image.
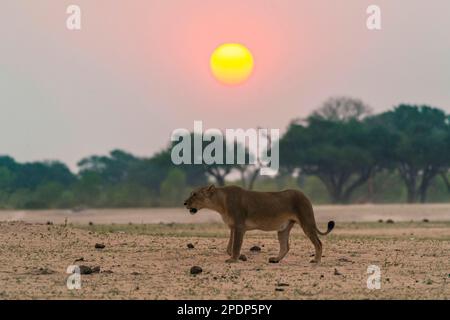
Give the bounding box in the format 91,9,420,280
372,105,450,202
279,100,449,203
0,99,449,208
279,116,385,203
160,168,187,206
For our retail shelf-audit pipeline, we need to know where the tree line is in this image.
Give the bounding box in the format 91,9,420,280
0,97,449,209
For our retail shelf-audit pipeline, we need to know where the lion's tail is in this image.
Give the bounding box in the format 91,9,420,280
315,221,335,236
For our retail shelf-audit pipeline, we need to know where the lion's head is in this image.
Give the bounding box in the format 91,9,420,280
183,185,216,214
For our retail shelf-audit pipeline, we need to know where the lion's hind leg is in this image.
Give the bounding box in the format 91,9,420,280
269,221,295,263
301,226,323,264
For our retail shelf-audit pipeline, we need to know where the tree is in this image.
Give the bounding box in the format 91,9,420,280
373,105,450,203
280,110,393,203
312,96,373,122
160,168,187,206
0,166,15,191
236,127,274,190
78,149,139,185
168,132,245,186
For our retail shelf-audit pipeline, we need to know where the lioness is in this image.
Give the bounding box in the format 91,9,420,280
184,185,334,263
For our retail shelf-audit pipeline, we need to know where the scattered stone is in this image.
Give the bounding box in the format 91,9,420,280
74,257,84,262
334,268,342,276
276,282,289,287
95,243,105,249
320,274,324,279
101,270,113,274
268,258,279,263
422,219,429,223
131,272,141,276
78,265,100,275
239,255,247,261
338,257,352,263
378,219,383,223
92,266,100,273
33,267,55,275
386,219,394,224
46,221,53,225
88,221,94,226
275,288,284,292
190,266,203,275
187,243,195,249
250,246,261,252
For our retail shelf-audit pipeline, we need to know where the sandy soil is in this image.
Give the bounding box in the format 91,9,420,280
0,203,450,225
0,220,448,299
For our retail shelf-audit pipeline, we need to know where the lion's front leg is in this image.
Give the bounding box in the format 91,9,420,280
225,227,246,263
226,228,234,256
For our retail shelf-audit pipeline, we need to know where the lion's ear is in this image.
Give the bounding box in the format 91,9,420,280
206,184,216,195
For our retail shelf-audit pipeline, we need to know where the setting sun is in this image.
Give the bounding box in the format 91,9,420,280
210,43,254,86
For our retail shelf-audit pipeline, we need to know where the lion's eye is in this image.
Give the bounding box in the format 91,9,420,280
192,193,196,197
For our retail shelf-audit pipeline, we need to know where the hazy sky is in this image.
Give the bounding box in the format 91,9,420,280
1,0,449,170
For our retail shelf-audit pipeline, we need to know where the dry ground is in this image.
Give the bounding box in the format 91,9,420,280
0,220,449,299
1,204,450,225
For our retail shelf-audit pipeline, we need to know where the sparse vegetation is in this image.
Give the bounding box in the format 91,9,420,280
0,219,448,299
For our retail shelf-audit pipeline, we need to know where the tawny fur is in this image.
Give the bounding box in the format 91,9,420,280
184,185,334,264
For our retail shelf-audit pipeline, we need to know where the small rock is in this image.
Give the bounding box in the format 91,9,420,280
386,219,394,224
378,219,383,223
78,265,100,274
275,288,284,292
88,221,94,226
101,270,113,274
74,257,84,262
33,267,55,275
250,246,261,252
190,266,203,275
422,219,429,223
46,221,53,225
338,257,352,263
131,272,141,276
320,274,324,279
268,258,279,263
334,268,342,276
95,243,105,249
239,255,247,261
187,243,195,249
276,282,289,287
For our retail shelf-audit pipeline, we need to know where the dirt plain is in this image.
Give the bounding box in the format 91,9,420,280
0,205,449,300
